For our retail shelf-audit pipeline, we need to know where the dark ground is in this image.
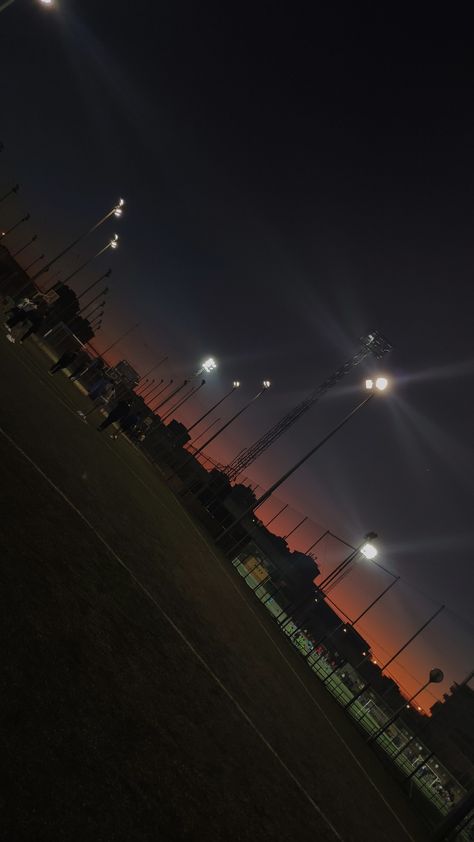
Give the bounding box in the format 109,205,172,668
0,335,429,842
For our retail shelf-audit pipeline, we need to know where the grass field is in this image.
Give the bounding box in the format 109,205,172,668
0,334,431,841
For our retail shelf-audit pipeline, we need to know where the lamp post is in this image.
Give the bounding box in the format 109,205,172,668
367,669,444,744
29,200,124,286
136,355,169,386
0,184,19,204
167,381,271,483
136,378,151,395
187,381,241,433
100,321,140,358
82,302,105,323
12,234,37,258
279,532,378,635
23,253,45,274
76,269,111,302
140,378,163,398
346,605,445,711
148,378,174,405
0,213,30,241
188,417,222,447
264,503,289,529
154,379,189,412
40,241,116,297
140,379,157,399
216,378,389,545
283,515,308,542
317,578,401,676
78,288,108,317
161,379,206,422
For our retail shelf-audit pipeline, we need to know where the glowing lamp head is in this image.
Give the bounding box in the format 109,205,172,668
262,380,271,389
366,376,389,392
39,0,53,5
360,541,378,560
110,234,119,249
202,357,217,373
233,380,241,388
113,198,125,217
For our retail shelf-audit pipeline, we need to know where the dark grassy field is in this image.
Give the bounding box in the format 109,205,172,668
0,335,429,842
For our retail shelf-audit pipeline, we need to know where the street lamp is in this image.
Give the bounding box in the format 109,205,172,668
368,669,444,744
148,378,174,405
187,380,241,433
0,184,19,204
161,379,206,422
167,380,271,483
12,234,37,258
29,199,124,285
188,417,222,447
216,379,390,544
0,213,30,241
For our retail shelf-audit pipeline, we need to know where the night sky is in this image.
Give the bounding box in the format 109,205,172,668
1,2,473,707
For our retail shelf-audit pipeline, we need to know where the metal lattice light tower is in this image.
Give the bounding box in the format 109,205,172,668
224,331,392,481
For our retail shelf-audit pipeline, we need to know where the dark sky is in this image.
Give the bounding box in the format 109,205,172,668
1,2,473,705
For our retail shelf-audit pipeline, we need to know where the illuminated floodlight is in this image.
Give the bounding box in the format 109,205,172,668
366,376,389,392
233,380,241,388
262,380,271,389
360,541,378,560
113,198,125,217
202,357,217,373
39,0,53,5
110,233,119,249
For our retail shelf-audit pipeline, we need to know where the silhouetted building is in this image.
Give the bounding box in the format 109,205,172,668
428,673,474,787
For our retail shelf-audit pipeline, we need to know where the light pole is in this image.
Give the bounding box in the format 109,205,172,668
167,381,271,483
0,213,30,241
0,184,19,204
40,240,116,297
187,381,241,433
346,605,446,712
78,287,108,316
279,532,378,634
100,321,140,358
136,378,151,395
317,534,378,591
29,200,124,286
154,379,189,412
282,515,308,542
136,355,169,386
161,379,206,422
148,379,174,405
24,253,45,274
140,379,157,399
140,378,163,398
154,358,217,413
83,302,105,323
216,378,389,544
264,503,289,529
367,669,444,744
12,234,37,258
76,269,111,302
188,417,222,447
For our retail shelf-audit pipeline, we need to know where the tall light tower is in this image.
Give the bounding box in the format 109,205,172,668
224,331,392,481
